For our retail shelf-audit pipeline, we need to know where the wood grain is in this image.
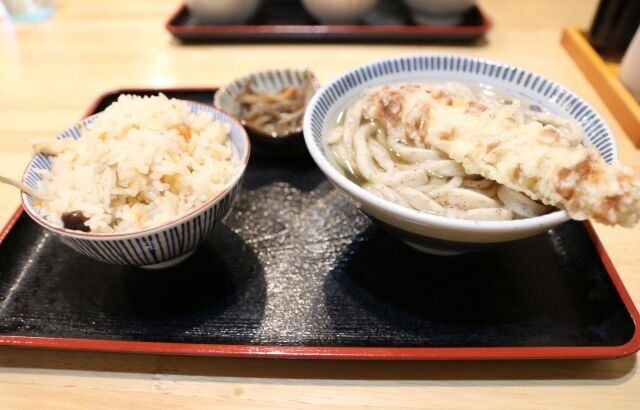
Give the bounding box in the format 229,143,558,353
1,0,640,409
561,27,640,147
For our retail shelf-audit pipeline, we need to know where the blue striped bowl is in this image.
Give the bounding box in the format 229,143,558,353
214,68,319,153
21,102,250,269
303,54,617,255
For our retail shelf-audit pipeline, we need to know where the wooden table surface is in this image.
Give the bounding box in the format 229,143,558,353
1,0,639,409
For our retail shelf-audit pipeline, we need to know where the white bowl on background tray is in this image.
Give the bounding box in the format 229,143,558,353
187,0,262,24
303,54,617,255
301,0,378,24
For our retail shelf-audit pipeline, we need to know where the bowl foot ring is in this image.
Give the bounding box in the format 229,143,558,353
140,250,197,270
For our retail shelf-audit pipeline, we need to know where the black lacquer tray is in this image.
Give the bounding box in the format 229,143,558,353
166,1,491,43
0,88,638,360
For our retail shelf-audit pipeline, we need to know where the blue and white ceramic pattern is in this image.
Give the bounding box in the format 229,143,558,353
21,102,250,269
214,68,315,112
303,54,618,255
214,68,319,138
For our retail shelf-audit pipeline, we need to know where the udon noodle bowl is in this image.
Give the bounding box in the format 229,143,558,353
326,82,574,221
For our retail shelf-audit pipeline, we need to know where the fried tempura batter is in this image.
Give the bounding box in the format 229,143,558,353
362,83,640,227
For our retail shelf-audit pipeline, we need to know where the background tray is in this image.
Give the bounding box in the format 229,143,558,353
562,27,640,148
0,88,638,360
166,1,491,43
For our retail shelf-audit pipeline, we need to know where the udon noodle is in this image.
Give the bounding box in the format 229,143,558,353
326,82,565,221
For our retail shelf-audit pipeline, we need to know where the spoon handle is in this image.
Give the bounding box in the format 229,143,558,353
0,175,48,201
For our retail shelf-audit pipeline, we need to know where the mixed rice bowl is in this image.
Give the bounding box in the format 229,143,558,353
30,94,241,233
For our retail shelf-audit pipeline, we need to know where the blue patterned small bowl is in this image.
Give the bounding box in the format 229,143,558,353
21,102,250,269
303,54,617,255
214,68,319,154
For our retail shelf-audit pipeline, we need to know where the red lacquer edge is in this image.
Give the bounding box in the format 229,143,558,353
164,4,492,37
0,88,638,360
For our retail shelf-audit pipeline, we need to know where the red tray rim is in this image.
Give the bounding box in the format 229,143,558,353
165,3,492,37
1,87,638,360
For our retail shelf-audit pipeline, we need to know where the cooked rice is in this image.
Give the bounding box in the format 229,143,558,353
33,94,240,233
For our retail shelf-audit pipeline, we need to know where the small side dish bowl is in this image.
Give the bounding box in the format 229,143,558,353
303,54,617,255
186,0,262,24
301,0,378,24
214,68,319,154
21,102,250,269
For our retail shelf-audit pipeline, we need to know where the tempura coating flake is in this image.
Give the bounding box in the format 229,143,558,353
362,83,640,227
